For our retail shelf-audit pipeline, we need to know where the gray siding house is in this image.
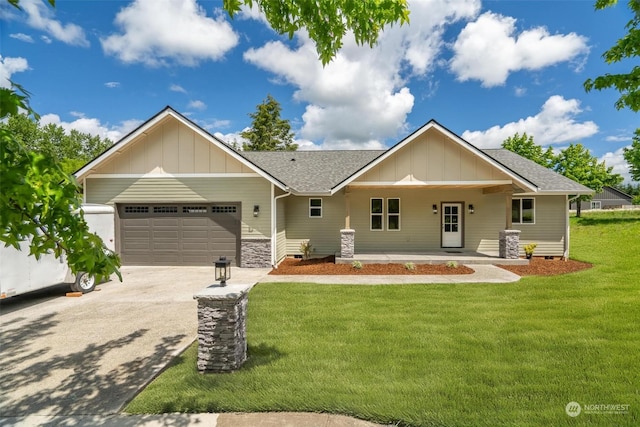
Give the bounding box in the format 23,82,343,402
571,186,633,211
75,107,592,267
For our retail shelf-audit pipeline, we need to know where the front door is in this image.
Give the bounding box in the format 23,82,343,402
442,203,462,247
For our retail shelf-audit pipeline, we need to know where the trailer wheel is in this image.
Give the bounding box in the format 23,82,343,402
73,272,96,293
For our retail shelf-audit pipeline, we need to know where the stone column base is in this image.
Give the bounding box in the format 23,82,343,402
499,230,521,259
340,229,355,258
193,284,252,373
240,238,271,267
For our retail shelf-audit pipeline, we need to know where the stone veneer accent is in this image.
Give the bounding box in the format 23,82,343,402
340,229,355,258
193,284,253,373
240,238,271,267
499,230,521,259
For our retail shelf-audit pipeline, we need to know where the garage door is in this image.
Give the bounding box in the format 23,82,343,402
118,203,240,266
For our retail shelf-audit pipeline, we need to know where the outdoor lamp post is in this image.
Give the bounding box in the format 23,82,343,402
214,256,231,286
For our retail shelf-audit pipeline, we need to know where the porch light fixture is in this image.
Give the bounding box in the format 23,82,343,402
214,256,231,286
432,204,438,214
468,204,475,214
253,205,260,217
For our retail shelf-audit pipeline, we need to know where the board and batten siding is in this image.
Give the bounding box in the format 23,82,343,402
284,194,346,256
85,176,271,238
92,116,254,175
355,128,511,184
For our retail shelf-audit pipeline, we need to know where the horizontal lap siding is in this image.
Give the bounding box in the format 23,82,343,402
284,194,345,256
516,195,566,256
86,177,271,238
276,197,287,262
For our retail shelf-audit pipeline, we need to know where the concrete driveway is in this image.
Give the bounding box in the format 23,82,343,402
0,266,270,419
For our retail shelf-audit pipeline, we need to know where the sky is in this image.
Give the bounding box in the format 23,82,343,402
1,0,638,182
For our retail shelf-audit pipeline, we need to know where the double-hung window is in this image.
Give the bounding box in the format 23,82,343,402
371,198,400,231
512,198,535,224
309,198,322,218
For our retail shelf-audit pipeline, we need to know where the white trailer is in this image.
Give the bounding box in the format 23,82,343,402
0,204,115,299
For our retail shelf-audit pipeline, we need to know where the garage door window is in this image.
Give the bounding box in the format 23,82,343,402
153,206,178,214
183,206,207,213
124,206,149,214
212,206,237,213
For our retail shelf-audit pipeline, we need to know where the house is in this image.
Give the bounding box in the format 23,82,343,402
75,106,593,267
571,186,633,211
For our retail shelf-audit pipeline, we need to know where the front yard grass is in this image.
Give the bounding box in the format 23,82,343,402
126,210,640,426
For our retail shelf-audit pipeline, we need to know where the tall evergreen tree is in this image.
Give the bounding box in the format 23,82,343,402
241,95,297,151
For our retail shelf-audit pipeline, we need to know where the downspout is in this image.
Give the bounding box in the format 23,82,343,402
271,186,291,267
565,195,581,260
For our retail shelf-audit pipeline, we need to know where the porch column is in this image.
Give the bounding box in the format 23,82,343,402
345,190,351,229
340,229,355,258
499,230,520,259
506,193,513,229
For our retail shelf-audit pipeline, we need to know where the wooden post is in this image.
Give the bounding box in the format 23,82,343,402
506,193,512,229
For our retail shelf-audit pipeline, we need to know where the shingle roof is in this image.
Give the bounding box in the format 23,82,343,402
241,148,593,195
241,150,384,193
482,149,593,193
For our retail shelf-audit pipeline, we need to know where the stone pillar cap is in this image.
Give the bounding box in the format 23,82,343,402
194,283,254,300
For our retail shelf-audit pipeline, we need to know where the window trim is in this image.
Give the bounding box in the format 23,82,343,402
591,200,601,210
512,198,535,224
370,198,384,231
309,198,323,218
387,198,401,231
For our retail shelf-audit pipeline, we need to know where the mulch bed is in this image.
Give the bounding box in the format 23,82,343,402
270,256,475,275
497,257,592,276
269,256,593,276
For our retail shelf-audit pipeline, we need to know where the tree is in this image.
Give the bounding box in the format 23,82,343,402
223,0,410,65
1,114,113,174
501,132,555,168
554,143,623,216
623,129,640,181
0,85,121,281
241,95,298,151
584,0,640,112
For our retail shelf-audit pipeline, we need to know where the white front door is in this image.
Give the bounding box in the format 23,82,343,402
442,203,462,247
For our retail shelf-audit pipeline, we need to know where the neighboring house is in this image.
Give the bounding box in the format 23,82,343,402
570,186,633,211
75,106,592,267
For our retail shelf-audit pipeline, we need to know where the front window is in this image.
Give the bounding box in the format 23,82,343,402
309,198,322,217
371,198,383,230
387,198,400,231
591,201,601,210
512,198,535,224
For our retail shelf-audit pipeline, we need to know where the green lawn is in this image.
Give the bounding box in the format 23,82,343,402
127,211,640,426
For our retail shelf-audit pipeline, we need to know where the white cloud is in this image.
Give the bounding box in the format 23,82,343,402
0,56,29,88
20,0,89,47
188,100,207,110
514,86,527,97
600,148,632,183
40,113,141,142
40,35,52,44
10,33,34,43
605,134,632,143
462,95,598,148
104,81,120,88
101,0,239,67
450,12,589,87
243,0,480,149
170,84,187,93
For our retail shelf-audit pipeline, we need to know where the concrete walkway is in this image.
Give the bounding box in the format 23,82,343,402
261,264,521,284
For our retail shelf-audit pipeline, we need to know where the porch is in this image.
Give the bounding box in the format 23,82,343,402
335,251,529,266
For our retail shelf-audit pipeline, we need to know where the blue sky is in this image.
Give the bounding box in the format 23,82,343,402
1,0,637,182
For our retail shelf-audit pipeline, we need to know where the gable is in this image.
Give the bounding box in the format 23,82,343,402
353,127,512,186
92,115,253,175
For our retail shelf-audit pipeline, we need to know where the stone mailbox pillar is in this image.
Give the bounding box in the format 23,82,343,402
499,230,521,259
193,284,253,373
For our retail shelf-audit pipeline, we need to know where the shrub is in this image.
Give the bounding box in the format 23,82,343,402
404,262,416,271
446,260,458,269
523,243,537,257
351,260,363,270
300,240,312,260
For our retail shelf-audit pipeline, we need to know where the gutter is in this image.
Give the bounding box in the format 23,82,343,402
271,187,291,267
